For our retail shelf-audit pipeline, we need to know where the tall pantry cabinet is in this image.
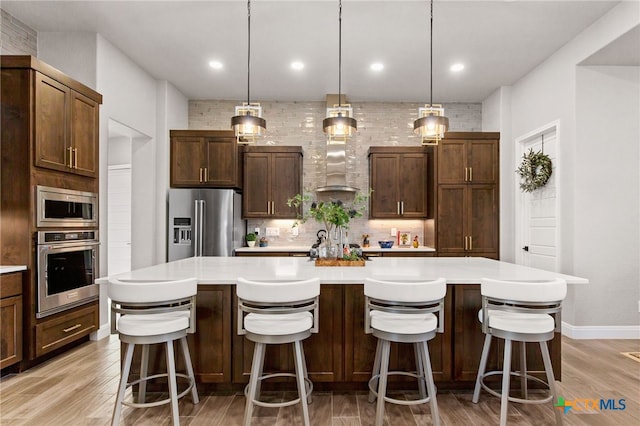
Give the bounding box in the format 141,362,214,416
436,132,499,259
1,56,101,366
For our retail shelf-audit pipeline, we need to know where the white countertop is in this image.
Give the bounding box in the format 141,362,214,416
234,245,436,253
0,265,27,274
99,256,588,285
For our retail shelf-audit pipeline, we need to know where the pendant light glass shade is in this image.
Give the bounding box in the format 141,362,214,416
231,0,265,144
232,103,266,143
414,104,449,145
414,0,448,145
323,104,356,145
323,0,356,144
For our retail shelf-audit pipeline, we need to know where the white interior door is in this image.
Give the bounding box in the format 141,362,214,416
107,165,132,275
516,126,559,271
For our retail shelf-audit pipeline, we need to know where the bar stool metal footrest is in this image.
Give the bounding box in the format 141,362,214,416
124,372,197,409
478,370,553,405
368,371,435,406
243,372,313,408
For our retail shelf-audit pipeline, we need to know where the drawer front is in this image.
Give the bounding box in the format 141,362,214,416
0,272,23,298
35,304,98,357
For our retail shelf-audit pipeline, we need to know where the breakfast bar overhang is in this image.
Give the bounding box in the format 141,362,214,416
100,257,587,390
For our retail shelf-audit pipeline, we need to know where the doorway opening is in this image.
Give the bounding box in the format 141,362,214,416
106,119,149,275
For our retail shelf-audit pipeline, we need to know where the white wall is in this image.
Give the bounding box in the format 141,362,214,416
96,33,157,273
483,86,514,262
37,32,97,89
575,65,639,326
155,81,189,263
486,1,640,332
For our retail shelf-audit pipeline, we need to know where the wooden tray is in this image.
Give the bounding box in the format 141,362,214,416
315,259,365,267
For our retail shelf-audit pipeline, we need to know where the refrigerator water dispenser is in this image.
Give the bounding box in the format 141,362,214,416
173,217,192,245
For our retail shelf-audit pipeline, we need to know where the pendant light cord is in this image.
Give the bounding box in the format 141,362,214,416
246,0,251,106
338,0,343,109
429,0,433,106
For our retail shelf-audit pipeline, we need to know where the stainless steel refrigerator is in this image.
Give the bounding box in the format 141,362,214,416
167,189,245,261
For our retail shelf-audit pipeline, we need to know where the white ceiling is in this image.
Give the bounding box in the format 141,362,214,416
2,1,630,103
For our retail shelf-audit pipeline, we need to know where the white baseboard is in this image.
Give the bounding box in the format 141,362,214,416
562,322,640,339
90,323,111,341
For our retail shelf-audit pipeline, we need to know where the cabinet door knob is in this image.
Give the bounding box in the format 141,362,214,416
469,167,473,182
522,245,529,252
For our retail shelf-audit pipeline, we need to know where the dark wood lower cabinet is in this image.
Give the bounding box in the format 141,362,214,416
125,284,560,390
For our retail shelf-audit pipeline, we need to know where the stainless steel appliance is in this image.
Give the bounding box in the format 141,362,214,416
36,230,100,318
36,186,98,228
167,189,244,261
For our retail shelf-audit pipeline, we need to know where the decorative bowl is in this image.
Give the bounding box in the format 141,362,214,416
378,240,394,249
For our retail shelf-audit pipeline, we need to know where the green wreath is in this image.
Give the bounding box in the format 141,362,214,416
516,149,552,192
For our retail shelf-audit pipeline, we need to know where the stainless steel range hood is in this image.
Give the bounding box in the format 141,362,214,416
316,143,359,193
316,94,359,194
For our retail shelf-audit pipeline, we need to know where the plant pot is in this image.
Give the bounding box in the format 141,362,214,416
247,241,256,247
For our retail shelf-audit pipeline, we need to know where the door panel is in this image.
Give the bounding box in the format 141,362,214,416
205,137,237,187
370,155,400,218
243,153,271,217
518,130,558,271
437,186,466,253
437,140,466,184
70,91,98,177
468,185,498,254
399,154,428,217
171,137,204,186
35,73,69,172
468,141,498,184
272,154,301,218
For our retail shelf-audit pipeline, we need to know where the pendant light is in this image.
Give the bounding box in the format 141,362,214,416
323,0,357,145
231,0,266,144
414,0,449,145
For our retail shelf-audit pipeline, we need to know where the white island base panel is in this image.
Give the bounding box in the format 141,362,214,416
101,256,588,285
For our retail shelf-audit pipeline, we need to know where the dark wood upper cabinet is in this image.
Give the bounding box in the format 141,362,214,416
242,146,302,219
33,72,99,178
369,147,430,219
436,133,499,259
438,135,498,185
170,130,241,189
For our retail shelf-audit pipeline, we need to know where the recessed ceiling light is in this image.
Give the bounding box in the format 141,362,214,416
370,63,384,72
291,61,305,71
450,63,465,72
209,60,223,70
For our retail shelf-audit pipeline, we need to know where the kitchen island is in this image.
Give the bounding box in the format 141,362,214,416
102,256,587,390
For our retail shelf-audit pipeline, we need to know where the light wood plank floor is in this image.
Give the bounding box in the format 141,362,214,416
1,336,638,425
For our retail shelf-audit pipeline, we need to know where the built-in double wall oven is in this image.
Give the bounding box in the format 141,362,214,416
35,186,99,318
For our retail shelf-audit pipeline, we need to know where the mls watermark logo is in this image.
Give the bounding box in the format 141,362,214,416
555,397,626,414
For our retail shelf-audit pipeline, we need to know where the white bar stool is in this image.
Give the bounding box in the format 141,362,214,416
472,278,566,426
364,277,446,426
236,277,320,426
109,278,199,426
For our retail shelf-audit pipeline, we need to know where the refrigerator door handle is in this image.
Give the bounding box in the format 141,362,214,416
194,199,205,256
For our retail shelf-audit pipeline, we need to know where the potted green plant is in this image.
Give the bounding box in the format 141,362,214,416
246,232,257,247
287,190,370,259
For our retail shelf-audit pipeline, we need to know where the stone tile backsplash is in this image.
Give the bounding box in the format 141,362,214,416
189,99,481,248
